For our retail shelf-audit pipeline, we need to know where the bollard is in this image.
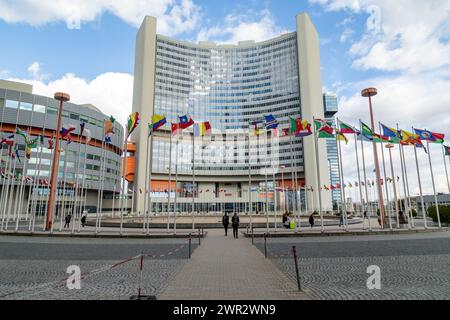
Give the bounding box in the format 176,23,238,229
198,228,201,246
264,233,267,258
188,233,192,259
137,254,144,299
292,246,302,291
251,226,254,245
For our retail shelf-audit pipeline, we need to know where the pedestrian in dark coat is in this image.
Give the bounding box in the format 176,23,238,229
64,213,71,228
231,213,240,238
309,214,315,228
222,213,230,236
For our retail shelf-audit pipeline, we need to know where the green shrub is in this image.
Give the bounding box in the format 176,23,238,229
427,205,450,223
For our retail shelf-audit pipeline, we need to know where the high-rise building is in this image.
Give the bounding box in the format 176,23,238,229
323,93,341,207
130,13,331,214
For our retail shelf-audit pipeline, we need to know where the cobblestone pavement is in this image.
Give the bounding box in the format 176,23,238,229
0,236,196,300
159,229,309,300
254,232,450,299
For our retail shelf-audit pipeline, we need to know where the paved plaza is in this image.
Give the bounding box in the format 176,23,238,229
254,231,450,299
0,227,449,300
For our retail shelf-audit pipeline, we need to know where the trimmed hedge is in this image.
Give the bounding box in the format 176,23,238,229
427,205,450,223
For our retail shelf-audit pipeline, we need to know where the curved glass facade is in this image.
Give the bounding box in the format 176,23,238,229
151,33,304,177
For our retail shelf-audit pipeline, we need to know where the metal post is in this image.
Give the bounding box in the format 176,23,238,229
251,225,254,245
292,245,302,291
188,233,192,259
264,233,267,258
198,227,201,246
137,254,144,299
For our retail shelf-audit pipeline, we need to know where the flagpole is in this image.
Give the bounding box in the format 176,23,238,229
120,132,129,236
426,140,441,228
174,132,179,234
271,132,277,230
312,116,324,232
336,118,348,231
146,131,154,235
143,131,150,233
387,144,400,228
2,146,17,230
4,151,18,230
265,129,269,232
191,129,196,232
42,135,55,231
96,133,105,232
359,121,372,231
59,146,69,232
442,145,450,194
295,136,302,231
353,132,365,223
379,122,392,230
396,124,411,229
167,132,172,233
78,131,89,232
248,131,252,230
410,128,426,230
400,141,414,228
97,139,108,233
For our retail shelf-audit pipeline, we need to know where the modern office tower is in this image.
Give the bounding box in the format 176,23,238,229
130,13,331,215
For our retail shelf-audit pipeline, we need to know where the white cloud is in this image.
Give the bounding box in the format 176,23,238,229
8,72,134,128
311,0,450,73
336,73,450,196
196,9,289,44
27,61,46,81
340,28,355,43
0,0,201,36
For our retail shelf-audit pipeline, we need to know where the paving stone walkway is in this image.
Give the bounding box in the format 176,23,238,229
158,228,309,300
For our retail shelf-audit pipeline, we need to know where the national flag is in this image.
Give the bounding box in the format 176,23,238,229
14,146,21,163
250,120,264,136
127,112,140,135
338,121,358,134
330,185,335,190
336,131,348,144
291,118,312,137
80,121,86,137
25,137,39,159
171,123,181,135
335,183,341,189
282,128,291,137
0,134,15,146
323,185,330,191
15,127,28,141
61,124,76,144
178,114,194,129
445,145,450,156
48,138,54,150
380,123,399,138
104,118,115,135
194,122,212,137
105,132,113,144
360,121,374,140
84,128,92,143
150,114,167,135
264,114,279,129
24,176,33,183
372,133,390,143
414,128,445,144
348,182,353,188
400,130,421,145
314,119,334,138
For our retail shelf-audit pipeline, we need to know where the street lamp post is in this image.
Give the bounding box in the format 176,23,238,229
45,92,70,231
361,88,386,228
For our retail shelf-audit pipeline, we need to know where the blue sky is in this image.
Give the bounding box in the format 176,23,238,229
0,0,380,90
1,0,450,194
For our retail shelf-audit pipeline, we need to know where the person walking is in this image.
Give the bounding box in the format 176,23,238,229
222,212,230,236
231,213,240,238
64,213,72,229
309,213,315,228
282,213,288,229
81,211,87,228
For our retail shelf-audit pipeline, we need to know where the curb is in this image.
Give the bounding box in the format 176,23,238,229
0,231,208,239
243,228,450,238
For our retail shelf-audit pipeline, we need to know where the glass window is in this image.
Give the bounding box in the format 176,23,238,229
5,100,19,109
70,113,79,120
62,111,69,118
47,106,58,115
19,102,33,111
0,98,5,108
34,104,46,113
80,115,89,123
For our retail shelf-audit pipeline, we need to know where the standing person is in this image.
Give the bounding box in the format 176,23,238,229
282,213,288,229
339,214,344,227
81,211,87,228
231,213,240,238
309,213,315,228
64,213,71,229
222,212,230,236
